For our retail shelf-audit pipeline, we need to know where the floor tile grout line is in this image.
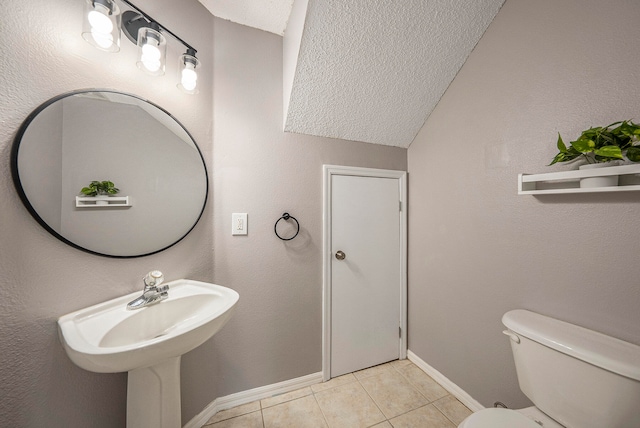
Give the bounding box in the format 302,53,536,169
313,376,387,428
314,375,360,395
432,398,465,427
359,361,457,425
203,409,262,427
311,392,331,428
355,368,391,423
261,386,314,410
386,402,454,426
204,360,467,427
394,361,452,406
392,365,460,425
351,362,405,421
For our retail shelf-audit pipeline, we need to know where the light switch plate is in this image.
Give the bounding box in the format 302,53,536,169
232,213,248,235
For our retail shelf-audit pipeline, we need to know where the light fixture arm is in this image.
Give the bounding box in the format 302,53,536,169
93,0,116,15
120,0,197,54
81,0,201,92
183,48,197,65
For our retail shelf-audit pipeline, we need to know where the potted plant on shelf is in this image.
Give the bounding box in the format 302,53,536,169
549,120,640,188
80,180,120,205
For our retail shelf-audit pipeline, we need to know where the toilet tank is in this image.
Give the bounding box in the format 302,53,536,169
502,309,640,428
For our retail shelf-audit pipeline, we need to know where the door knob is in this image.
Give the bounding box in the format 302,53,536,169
335,250,346,260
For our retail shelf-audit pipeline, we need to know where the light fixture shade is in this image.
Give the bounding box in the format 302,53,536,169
81,0,121,52
177,49,200,94
136,25,166,76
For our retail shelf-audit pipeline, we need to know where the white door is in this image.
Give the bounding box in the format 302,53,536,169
324,166,406,379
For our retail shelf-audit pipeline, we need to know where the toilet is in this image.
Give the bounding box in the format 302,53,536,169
458,309,640,428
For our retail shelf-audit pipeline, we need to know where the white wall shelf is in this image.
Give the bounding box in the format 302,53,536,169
75,196,131,207
518,164,640,195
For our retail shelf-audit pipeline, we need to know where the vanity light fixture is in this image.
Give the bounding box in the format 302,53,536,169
82,0,121,52
134,22,167,75
178,48,200,94
81,0,200,93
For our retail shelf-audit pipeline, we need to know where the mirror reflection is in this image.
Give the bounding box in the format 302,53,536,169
12,90,208,257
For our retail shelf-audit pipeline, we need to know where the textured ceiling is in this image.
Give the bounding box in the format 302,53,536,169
199,0,505,148
198,0,294,35
284,0,505,148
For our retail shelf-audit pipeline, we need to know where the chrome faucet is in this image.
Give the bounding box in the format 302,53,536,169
126,270,169,310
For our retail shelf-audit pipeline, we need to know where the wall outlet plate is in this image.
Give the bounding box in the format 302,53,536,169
232,213,248,235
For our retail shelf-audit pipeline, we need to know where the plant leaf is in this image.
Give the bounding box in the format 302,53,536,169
580,128,599,140
548,149,580,165
549,153,565,165
594,145,623,159
556,133,567,152
571,139,595,153
626,146,640,162
81,187,97,196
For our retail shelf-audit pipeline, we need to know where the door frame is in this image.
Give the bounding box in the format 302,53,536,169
322,165,407,381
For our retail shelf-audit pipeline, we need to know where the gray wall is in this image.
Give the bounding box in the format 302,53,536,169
7,0,636,424
181,18,407,418
407,0,640,409
0,2,407,427
0,0,214,425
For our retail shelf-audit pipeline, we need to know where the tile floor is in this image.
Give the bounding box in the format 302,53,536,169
201,359,472,428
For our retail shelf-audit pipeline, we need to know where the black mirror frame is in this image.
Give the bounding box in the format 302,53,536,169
10,89,209,258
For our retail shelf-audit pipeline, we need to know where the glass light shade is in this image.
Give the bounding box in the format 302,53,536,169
81,0,121,52
177,53,200,94
136,27,166,76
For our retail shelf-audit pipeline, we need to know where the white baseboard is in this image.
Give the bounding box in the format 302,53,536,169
183,371,323,428
185,354,481,427
407,350,484,412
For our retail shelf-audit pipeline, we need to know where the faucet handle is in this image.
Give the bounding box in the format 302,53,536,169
144,270,164,287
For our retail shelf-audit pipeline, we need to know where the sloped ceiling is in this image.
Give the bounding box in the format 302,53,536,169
199,0,505,148
198,0,294,36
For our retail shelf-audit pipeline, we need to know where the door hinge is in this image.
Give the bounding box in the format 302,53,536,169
399,326,402,338
399,201,402,211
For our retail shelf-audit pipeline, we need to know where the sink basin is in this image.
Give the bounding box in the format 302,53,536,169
58,279,238,427
58,279,239,373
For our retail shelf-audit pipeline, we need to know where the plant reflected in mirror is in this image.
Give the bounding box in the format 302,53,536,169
80,180,120,196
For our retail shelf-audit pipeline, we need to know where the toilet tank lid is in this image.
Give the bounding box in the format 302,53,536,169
502,309,640,381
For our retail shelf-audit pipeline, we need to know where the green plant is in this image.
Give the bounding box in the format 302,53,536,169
80,180,119,196
549,120,640,165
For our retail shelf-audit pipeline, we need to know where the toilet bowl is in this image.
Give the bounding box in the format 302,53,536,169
459,406,563,428
458,408,540,428
457,309,640,428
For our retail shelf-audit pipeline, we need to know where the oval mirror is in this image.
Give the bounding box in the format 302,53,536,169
11,90,208,258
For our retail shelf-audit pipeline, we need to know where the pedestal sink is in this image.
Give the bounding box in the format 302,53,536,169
58,279,239,428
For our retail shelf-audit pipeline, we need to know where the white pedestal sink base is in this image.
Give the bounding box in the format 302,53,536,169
58,280,239,427
127,357,182,428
